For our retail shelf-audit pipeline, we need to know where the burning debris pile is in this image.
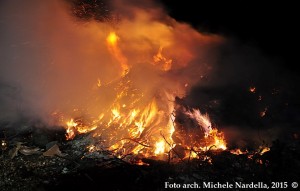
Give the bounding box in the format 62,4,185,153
63,66,227,161
0,0,228,161
0,0,227,161
1,0,300,190
57,0,226,160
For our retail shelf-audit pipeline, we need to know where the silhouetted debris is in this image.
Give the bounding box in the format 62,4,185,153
0,124,299,191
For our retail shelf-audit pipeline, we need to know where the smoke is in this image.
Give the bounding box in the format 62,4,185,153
1,0,294,150
0,0,222,127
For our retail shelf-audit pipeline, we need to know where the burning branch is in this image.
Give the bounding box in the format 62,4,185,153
160,131,185,163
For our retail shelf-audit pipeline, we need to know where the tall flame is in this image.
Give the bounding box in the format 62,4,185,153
53,2,227,160
106,32,129,75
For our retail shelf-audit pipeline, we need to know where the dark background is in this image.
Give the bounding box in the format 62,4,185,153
159,0,298,71
158,0,300,132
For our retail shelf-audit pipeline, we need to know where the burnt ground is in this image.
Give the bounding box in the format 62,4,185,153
1,124,300,191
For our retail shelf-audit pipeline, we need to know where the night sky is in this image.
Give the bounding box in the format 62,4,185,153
159,0,300,144
159,0,298,71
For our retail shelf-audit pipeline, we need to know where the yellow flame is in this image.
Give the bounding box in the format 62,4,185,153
65,118,77,140
210,129,227,150
67,118,77,128
77,125,97,134
230,148,247,155
189,151,198,158
259,146,270,155
62,31,227,159
154,140,165,155
112,108,121,120
132,144,145,155
107,32,118,45
64,102,226,158
65,118,98,140
106,32,128,75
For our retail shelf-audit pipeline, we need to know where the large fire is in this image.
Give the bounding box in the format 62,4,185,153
0,0,228,161
0,0,273,165
64,30,226,160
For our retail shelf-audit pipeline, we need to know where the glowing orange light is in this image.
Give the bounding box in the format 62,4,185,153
154,140,165,155
153,46,172,71
60,18,227,161
259,146,270,155
106,32,118,45
249,87,256,93
260,107,268,117
106,32,128,75
230,148,248,155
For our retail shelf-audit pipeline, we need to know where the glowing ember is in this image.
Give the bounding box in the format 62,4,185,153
260,107,268,117
1,139,8,151
258,146,270,155
249,86,256,93
87,145,96,152
230,146,270,158
230,148,248,155
134,159,150,166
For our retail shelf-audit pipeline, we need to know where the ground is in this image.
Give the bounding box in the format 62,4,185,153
1,125,299,191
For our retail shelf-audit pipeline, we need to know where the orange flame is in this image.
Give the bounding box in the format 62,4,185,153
230,148,248,155
106,32,128,75
62,22,226,160
64,100,227,159
153,46,172,71
259,146,270,155
154,140,165,155
65,118,77,140
65,118,97,140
